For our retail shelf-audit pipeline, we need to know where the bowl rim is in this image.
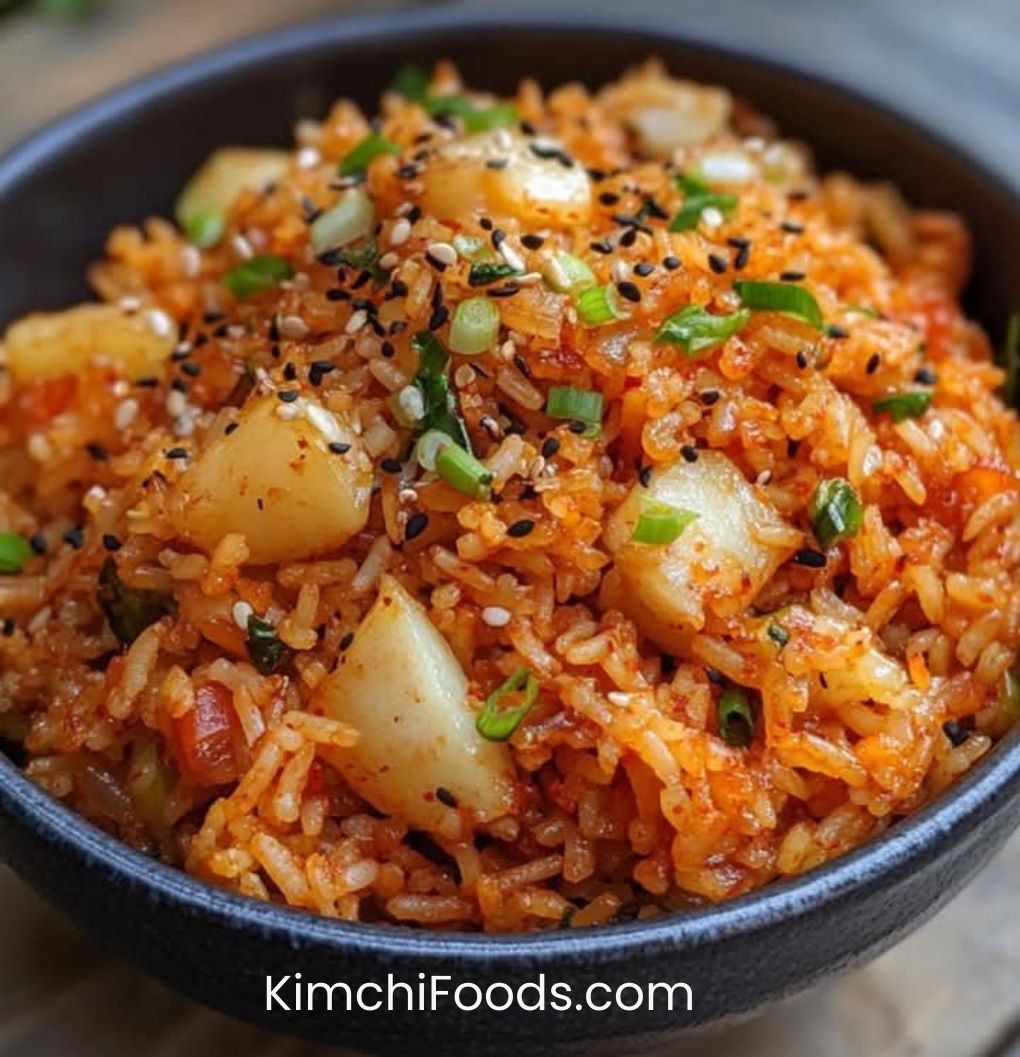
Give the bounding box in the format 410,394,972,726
3,5,1020,963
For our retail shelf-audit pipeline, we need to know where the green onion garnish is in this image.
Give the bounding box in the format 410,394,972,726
388,64,430,101
184,208,225,250
717,688,755,747
386,66,518,132
631,500,698,545
461,104,519,134
476,667,539,741
670,175,738,232
246,615,292,675
97,558,176,645
1001,664,1020,723
468,261,523,287
543,251,596,295
546,386,604,434
310,188,376,257
0,533,33,575
222,254,293,299
338,132,400,177
575,283,631,327
871,390,933,422
435,444,493,501
767,622,790,647
734,280,824,330
449,296,500,355
655,304,750,357
1002,310,1020,407
809,477,863,548
410,332,471,449
413,429,454,472
330,238,387,287
846,304,879,319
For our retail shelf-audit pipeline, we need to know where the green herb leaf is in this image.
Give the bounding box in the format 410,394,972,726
0,533,33,575
410,332,471,449
246,615,292,675
546,386,604,435
184,208,225,249
717,688,755,747
338,132,400,177
97,558,176,645
809,477,863,548
670,175,738,232
389,64,430,101
468,261,523,287
655,304,750,357
631,500,698,545
871,390,934,422
332,238,387,287
734,280,824,330
476,667,539,741
222,254,293,299
1002,310,1020,408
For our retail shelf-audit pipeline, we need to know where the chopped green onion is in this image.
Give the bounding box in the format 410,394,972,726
222,254,293,299
410,332,470,449
543,251,596,295
97,558,176,645
1001,665,1020,723
413,428,454,471
435,444,493,500
184,208,225,249
310,188,375,256
809,477,863,548
246,615,291,675
872,390,933,422
452,234,488,261
449,296,500,355
767,622,790,647
845,304,879,319
631,500,698,545
655,304,750,357
476,667,539,741
468,261,522,287
734,280,824,330
462,104,519,134
717,688,755,747
338,132,400,177
575,283,630,327
1002,310,1020,407
0,533,33,574
670,175,738,232
389,64,430,101
546,386,604,434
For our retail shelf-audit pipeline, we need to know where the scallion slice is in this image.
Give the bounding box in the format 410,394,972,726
1002,310,1020,407
670,175,739,232
717,688,755,747
387,66,517,132
468,261,523,287
413,428,454,472
655,304,750,357
631,500,698,545
338,132,400,177
435,444,493,500
809,477,863,548
476,667,539,741
184,208,225,249
871,390,933,422
310,188,376,256
576,283,630,327
0,533,33,575
461,104,519,133
222,254,293,299
389,64,430,101
449,296,500,355
734,280,824,330
543,251,596,295
546,386,603,434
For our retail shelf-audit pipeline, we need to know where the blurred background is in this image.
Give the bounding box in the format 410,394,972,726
2,1,1020,1055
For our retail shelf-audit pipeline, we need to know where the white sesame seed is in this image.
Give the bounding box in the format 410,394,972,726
232,600,254,630
395,201,414,217
397,385,425,422
498,242,526,272
166,389,187,418
427,241,457,266
389,218,412,246
173,407,200,437
516,271,543,286
278,315,310,340
755,469,773,486
226,324,246,341
345,309,368,335
84,484,107,508
611,259,630,283
398,487,419,503
114,398,139,431
26,433,52,463
481,606,512,628
180,246,201,277
303,401,343,443
494,128,513,151
27,606,52,634
232,233,254,260
296,146,321,170
700,206,724,230
607,691,631,707
378,251,400,271
275,402,301,421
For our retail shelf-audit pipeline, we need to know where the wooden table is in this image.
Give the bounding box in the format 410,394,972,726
2,2,1019,1055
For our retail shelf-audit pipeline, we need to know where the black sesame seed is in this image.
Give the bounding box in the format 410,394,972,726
283,362,297,382
568,420,589,434
135,376,160,389
507,518,535,538
203,310,225,324
680,444,699,463
165,447,188,459
479,217,493,231
85,441,108,462
326,288,349,302
787,438,801,457
866,353,881,375
396,164,421,179
796,349,810,369
826,325,849,339
28,533,46,555
781,221,805,234
513,354,533,379
700,389,721,405
390,279,409,297
170,378,188,393
487,283,521,298
915,366,937,385
619,228,638,248
62,526,84,549
599,191,620,206
780,270,806,282
521,234,545,250
616,281,641,304
639,466,653,488
519,120,537,136
405,511,429,541
705,666,725,685
943,719,971,747
225,422,239,435
733,244,751,270
491,228,507,249
541,436,561,459
436,786,458,808
339,631,355,651
634,262,654,277
277,390,299,403
428,305,449,330
328,442,352,454
727,237,750,250
708,253,728,275
380,458,403,474
662,256,681,271
590,239,612,255
793,548,827,568
101,533,122,552
485,158,509,170
2,618,15,637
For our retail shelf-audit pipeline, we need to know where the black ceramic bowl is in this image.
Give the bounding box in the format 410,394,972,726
2,10,1020,1057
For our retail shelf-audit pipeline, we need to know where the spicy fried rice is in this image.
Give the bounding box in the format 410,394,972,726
1,61,1018,931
